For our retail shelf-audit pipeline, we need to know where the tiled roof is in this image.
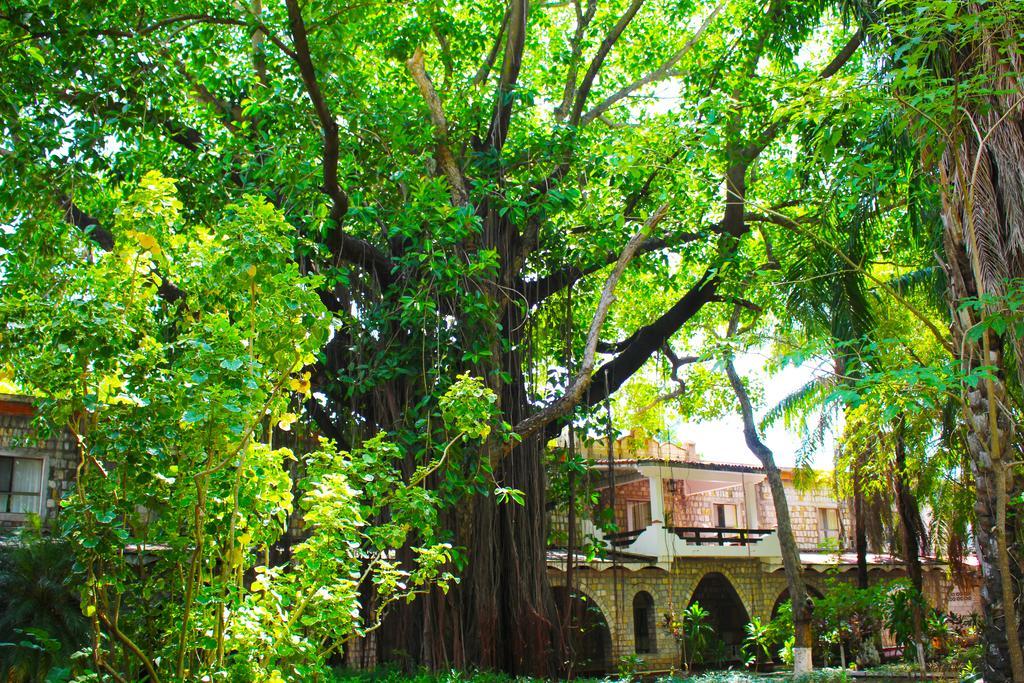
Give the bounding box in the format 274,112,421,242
589,458,765,474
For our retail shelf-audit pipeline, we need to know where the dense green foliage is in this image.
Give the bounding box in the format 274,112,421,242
1,0,1023,678
0,177,499,680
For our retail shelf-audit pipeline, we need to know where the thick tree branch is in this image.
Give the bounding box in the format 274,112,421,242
285,0,348,224
56,88,204,152
486,0,528,151
708,294,762,315
122,13,297,58
58,196,185,303
568,0,646,126
509,202,670,443
521,228,705,307
580,0,726,125
554,0,598,120
572,270,718,418
635,385,686,416
7,12,290,57
663,344,700,381
59,195,113,250
472,6,509,86
176,59,243,132
284,0,394,287
407,48,469,206
325,228,394,287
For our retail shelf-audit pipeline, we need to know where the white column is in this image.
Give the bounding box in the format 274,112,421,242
648,472,665,525
742,476,759,528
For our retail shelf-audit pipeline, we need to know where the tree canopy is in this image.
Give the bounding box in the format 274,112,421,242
2,0,1024,679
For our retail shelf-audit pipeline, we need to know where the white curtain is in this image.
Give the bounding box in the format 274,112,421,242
7,458,43,513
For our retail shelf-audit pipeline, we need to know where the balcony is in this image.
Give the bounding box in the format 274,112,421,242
669,526,775,546
607,526,774,547
604,523,782,559
605,529,644,547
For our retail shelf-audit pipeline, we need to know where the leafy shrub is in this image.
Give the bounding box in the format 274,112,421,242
0,521,88,682
617,653,646,681
767,600,795,665
811,581,885,667
933,612,982,676
664,602,714,672
742,617,777,670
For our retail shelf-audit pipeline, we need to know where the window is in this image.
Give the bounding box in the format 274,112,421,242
0,455,45,515
633,591,657,653
715,503,738,528
818,508,840,541
627,500,651,531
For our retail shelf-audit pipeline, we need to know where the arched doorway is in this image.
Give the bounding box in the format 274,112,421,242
688,572,750,663
633,590,657,654
552,586,613,674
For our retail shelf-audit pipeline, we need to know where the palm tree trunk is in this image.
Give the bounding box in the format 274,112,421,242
937,58,1024,679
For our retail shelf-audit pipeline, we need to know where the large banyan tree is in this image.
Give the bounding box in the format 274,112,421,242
1,0,869,674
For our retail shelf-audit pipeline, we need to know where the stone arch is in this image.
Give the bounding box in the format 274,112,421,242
683,567,756,620
552,586,613,674
687,571,751,662
771,584,824,619
632,590,657,654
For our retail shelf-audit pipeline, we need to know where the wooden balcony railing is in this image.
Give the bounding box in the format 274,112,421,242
604,526,774,548
605,529,644,547
668,526,773,546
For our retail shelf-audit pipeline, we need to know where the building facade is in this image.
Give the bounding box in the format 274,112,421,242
0,394,78,530
547,435,982,673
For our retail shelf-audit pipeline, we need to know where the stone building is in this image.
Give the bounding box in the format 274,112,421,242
547,435,982,673
0,394,78,530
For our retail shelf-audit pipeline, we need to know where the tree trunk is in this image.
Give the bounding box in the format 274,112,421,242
853,454,869,590
726,359,813,674
936,29,1024,674
373,245,563,675
893,416,927,674
959,362,1021,683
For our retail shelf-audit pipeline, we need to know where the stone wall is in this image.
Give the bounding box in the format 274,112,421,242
600,479,650,530
0,396,78,531
756,480,853,551
549,558,976,673
663,482,751,528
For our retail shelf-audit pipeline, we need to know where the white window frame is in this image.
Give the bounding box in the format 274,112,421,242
818,507,840,541
0,451,49,521
715,503,738,528
626,499,652,532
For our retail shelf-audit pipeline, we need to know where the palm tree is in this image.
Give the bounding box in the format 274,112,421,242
876,2,1024,678
761,112,965,669
0,524,88,682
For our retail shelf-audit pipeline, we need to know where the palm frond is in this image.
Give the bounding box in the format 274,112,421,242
761,374,836,430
